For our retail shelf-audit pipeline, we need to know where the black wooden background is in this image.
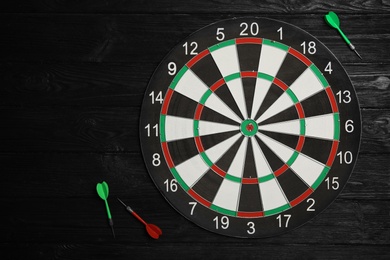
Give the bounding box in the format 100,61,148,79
1,1,389,259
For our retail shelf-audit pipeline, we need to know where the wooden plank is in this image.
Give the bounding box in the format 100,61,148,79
2,153,389,199
0,62,149,108
0,243,389,260
0,14,388,63
1,62,389,109
0,107,388,153
1,196,389,244
2,0,390,14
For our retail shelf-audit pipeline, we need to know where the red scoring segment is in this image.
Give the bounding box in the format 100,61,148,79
290,188,314,207
326,140,339,167
236,37,263,45
187,49,210,68
288,47,312,66
161,88,174,115
325,87,339,113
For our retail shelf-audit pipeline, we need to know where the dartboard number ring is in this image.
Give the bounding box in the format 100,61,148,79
140,17,361,238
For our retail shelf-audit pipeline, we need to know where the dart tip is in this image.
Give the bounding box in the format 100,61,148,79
349,43,362,60
117,197,126,207
108,218,115,238
354,49,363,60
111,227,116,238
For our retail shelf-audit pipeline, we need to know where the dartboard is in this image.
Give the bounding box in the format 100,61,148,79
140,17,361,238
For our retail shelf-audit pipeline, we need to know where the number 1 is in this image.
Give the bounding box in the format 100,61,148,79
277,27,283,40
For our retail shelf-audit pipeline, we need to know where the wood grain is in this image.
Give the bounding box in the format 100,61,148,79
2,0,390,14
0,14,388,63
0,0,389,259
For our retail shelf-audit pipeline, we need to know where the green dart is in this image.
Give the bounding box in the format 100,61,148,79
325,11,362,60
96,181,115,238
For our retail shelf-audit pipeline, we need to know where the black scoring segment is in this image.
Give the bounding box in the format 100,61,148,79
276,52,308,86
301,136,333,165
167,92,198,118
167,138,199,166
276,168,308,202
190,53,223,87
259,130,299,151
300,90,333,118
243,138,258,179
200,131,240,151
236,43,261,72
191,169,224,203
242,77,257,118
238,183,263,212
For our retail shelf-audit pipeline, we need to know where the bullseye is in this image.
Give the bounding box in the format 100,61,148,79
240,119,258,137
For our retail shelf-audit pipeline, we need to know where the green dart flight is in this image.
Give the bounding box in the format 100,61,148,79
96,181,115,238
325,11,362,59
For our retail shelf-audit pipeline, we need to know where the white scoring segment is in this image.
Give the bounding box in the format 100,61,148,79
227,137,248,179
289,67,324,102
198,120,239,137
225,78,248,119
259,178,288,212
210,44,248,119
210,44,240,76
258,44,287,77
257,132,295,163
212,179,241,212
205,133,242,164
174,69,208,102
164,116,194,142
164,116,239,142
256,91,295,124
305,113,335,140
250,138,272,178
258,118,301,136
250,78,273,119
175,154,209,188
290,153,325,187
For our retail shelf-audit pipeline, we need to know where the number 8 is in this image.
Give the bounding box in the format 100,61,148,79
152,153,161,166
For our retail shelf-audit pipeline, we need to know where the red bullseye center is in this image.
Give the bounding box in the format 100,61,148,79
246,123,254,132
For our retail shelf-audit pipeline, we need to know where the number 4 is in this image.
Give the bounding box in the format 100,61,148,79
325,61,333,74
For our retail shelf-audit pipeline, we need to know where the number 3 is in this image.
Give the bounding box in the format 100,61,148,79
247,222,255,234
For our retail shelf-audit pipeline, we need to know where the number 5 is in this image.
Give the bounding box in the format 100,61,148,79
216,28,225,41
